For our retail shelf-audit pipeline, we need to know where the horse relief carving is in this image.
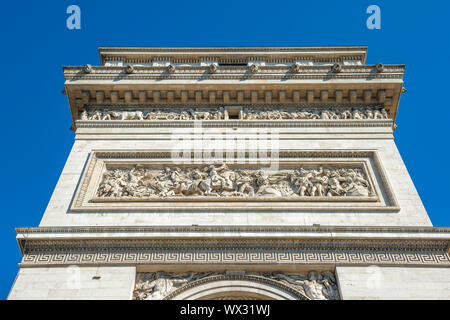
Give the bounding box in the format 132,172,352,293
96,163,373,199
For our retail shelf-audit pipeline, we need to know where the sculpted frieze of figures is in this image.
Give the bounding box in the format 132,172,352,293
133,271,340,300
96,163,373,199
80,107,224,121
243,106,388,120
80,106,389,121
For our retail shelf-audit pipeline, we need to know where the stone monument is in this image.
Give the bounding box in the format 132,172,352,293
8,47,450,300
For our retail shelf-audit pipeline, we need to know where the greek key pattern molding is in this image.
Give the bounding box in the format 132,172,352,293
76,119,393,129
21,250,450,267
20,238,450,267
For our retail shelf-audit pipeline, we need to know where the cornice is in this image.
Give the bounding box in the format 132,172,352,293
64,64,404,81
16,226,450,267
99,46,368,52
98,46,368,65
75,119,393,129
62,47,405,130
15,225,450,236
63,64,404,129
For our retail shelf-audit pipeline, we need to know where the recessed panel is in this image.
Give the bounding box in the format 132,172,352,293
70,150,398,212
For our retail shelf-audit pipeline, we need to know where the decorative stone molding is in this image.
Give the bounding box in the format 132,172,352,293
64,64,404,81
125,65,135,74
84,64,93,74
18,238,450,268
376,63,384,73
208,63,218,74
133,271,339,300
98,46,368,66
292,62,301,73
167,64,176,74
76,119,393,129
331,63,342,73
15,225,450,236
68,89,397,123
250,64,259,74
70,150,399,212
64,47,403,130
16,226,450,268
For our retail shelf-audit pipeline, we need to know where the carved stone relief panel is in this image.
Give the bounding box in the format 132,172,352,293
80,107,225,121
242,106,388,120
70,150,398,212
133,271,340,300
96,164,374,199
78,105,389,121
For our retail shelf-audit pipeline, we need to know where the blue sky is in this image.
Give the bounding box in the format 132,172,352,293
1,0,449,299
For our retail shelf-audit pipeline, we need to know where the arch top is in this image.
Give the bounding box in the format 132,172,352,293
164,275,309,301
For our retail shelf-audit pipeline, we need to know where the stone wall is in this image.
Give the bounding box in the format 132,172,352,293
336,266,450,300
10,265,450,299
8,266,135,300
38,129,430,227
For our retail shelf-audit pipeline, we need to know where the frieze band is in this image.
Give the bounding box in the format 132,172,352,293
21,248,450,267
64,64,405,81
19,238,450,267
80,106,389,121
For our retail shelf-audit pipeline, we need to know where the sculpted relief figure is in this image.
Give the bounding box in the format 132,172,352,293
267,271,340,300
133,272,215,300
79,106,388,121
133,271,340,300
96,163,373,198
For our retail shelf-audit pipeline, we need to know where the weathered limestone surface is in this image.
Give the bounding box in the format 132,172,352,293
337,266,450,300
39,135,430,227
8,266,135,300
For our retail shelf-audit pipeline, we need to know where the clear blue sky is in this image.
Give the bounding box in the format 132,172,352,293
1,0,449,299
